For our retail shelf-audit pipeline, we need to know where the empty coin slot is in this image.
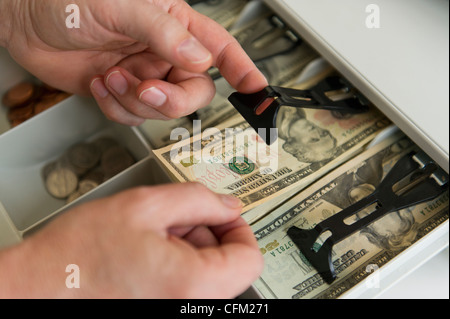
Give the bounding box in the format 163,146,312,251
343,201,380,226
312,230,333,253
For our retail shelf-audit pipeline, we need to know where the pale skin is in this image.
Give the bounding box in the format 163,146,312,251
0,0,267,298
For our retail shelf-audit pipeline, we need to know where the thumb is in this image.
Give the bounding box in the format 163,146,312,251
125,183,243,231
111,0,212,73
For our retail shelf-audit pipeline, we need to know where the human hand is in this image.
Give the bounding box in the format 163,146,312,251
1,0,268,125
0,183,264,299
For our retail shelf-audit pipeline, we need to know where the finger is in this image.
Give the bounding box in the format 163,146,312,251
183,226,220,248
136,68,215,119
89,76,146,126
103,66,214,120
192,218,264,298
103,67,171,120
210,217,259,250
186,10,268,93
123,183,243,231
110,0,213,73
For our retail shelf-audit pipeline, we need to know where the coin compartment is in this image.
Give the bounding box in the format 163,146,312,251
0,95,152,233
22,157,172,238
0,201,21,249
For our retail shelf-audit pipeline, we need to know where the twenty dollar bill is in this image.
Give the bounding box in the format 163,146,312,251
251,133,449,299
154,105,391,217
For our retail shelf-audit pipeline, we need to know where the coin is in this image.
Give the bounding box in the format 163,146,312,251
78,179,99,194
42,83,59,93
92,137,119,154
53,92,71,104
11,119,26,128
101,146,135,179
83,169,105,185
34,96,57,115
67,143,101,170
7,104,34,122
45,167,79,199
66,190,83,204
2,82,36,108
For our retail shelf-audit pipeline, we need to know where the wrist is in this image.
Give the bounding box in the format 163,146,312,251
0,0,13,48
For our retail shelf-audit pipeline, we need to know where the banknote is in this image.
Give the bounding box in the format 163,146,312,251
153,102,391,216
251,133,449,299
188,0,249,30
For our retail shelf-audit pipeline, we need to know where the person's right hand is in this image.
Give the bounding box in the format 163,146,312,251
0,183,264,299
2,0,268,125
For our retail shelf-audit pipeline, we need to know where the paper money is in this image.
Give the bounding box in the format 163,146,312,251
251,133,449,299
154,102,391,216
188,0,248,30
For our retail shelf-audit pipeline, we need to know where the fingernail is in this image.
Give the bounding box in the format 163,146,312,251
178,37,212,64
90,78,109,98
139,87,167,108
220,195,243,209
106,71,128,95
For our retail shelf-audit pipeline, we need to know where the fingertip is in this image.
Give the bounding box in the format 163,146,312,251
177,37,213,71
138,86,168,109
90,76,109,99
219,194,243,210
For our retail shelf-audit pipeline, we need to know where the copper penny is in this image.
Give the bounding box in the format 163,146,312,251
2,82,36,108
7,104,34,122
34,96,57,115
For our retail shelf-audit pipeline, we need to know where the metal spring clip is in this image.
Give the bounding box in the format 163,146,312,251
209,15,300,80
240,15,300,64
287,151,449,284
228,76,370,145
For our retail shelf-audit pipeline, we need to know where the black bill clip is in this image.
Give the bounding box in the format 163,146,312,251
228,76,370,145
287,151,449,284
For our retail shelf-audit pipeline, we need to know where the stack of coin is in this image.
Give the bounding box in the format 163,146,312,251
1,81,71,128
41,136,136,204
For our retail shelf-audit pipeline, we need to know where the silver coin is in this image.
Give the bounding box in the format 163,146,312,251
66,190,83,204
78,179,99,194
101,146,135,179
67,143,101,170
92,137,119,154
45,167,78,199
